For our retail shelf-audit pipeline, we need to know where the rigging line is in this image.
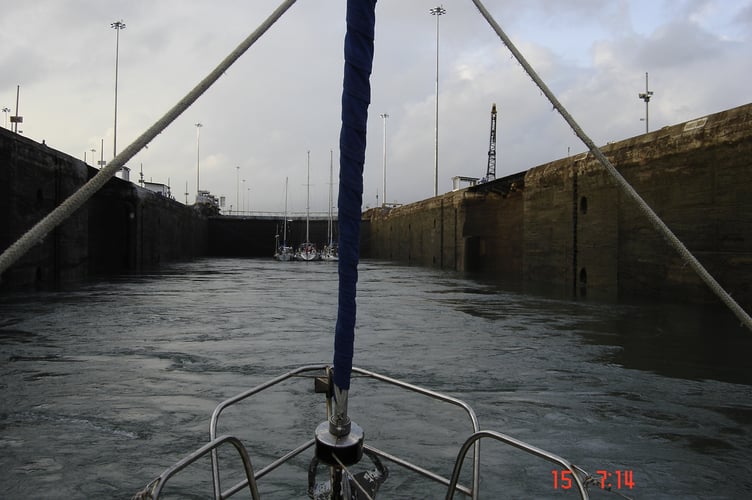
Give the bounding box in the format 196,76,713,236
470,0,752,332
0,0,297,278
332,453,375,500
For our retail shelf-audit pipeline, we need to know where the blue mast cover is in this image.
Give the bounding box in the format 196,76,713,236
334,0,376,391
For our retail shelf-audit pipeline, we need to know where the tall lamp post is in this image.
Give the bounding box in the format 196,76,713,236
195,123,203,201
111,20,126,157
235,166,240,215
638,72,654,134
99,138,105,168
430,5,445,197
2,107,9,128
380,113,389,207
10,85,22,133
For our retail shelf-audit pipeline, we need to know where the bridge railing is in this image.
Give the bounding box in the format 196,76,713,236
218,211,336,219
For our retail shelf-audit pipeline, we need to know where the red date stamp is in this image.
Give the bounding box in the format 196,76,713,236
552,469,634,490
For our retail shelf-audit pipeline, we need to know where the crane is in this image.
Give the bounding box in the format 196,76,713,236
484,103,497,182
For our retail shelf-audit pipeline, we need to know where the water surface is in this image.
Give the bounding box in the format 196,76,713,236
1,258,751,498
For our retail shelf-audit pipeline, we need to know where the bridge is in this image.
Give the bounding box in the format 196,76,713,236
220,211,333,220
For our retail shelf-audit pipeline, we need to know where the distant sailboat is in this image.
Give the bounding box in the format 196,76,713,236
321,150,338,261
296,151,319,261
274,177,293,261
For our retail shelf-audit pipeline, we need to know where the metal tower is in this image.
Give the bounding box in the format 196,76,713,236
485,103,497,182
638,72,654,134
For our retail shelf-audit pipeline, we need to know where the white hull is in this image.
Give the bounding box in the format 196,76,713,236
295,243,319,261
321,245,338,261
274,246,294,261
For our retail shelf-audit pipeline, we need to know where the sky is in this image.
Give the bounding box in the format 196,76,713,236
1,0,750,215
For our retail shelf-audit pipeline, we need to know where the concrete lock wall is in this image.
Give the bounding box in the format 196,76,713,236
2,102,750,310
86,179,208,276
0,131,90,287
612,105,752,306
0,128,207,290
361,172,526,280
362,195,464,269
362,103,752,310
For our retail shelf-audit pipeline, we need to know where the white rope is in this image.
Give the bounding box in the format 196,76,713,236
470,0,752,332
332,453,375,500
0,0,297,278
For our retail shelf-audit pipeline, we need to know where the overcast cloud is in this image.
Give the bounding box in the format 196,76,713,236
1,0,750,214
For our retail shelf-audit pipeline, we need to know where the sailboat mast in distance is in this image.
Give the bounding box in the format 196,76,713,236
284,176,288,246
306,150,310,244
329,150,333,247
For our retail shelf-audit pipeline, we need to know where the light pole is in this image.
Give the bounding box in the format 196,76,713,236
90,148,96,166
111,20,126,157
430,6,445,197
380,113,389,207
1,107,9,128
638,72,653,134
195,122,203,200
99,138,105,167
242,179,246,214
235,166,240,215
11,85,22,133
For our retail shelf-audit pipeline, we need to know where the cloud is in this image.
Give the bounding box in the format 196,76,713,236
2,1,750,213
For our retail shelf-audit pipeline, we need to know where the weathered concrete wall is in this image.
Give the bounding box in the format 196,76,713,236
612,105,752,306
362,173,526,279
363,194,464,269
86,178,208,276
362,103,752,310
0,131,89,287
0,128,207,289
459,175,525,280
524,154,620,299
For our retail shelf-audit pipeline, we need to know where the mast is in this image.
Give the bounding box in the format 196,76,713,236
328,149,334,246
283,177,288,246
306,150,310,243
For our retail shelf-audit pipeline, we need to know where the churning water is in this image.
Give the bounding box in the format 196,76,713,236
1,258,751,499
